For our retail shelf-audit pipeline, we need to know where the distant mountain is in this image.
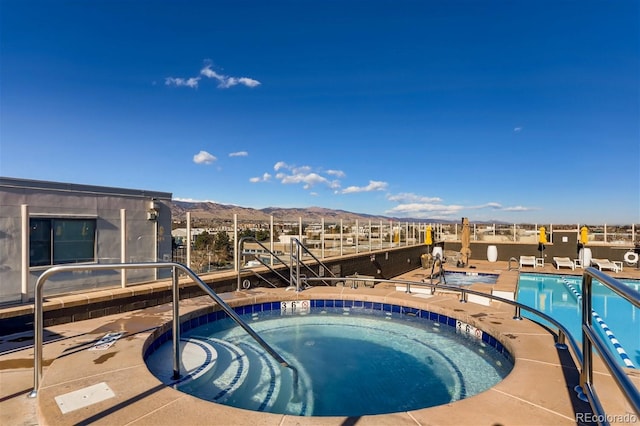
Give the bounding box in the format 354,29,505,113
171,200,444,223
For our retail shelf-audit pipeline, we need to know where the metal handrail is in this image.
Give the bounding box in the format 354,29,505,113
307,271,640,419
507,256,519,271
430,256,446,285
580,267,640,422
305,275,582,363
237,236,291,291
238,266,279,289
290,238,335,291
28,262,298,398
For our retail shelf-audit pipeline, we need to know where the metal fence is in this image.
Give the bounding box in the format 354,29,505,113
172,213,638,275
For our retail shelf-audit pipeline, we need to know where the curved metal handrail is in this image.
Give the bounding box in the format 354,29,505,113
430,256,446,285
306,271,640,419
507,256,519,271
580,267,640,420
305,275,582,362
28,262,298,399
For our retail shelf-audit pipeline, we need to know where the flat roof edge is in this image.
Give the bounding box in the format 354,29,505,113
0,177,172,200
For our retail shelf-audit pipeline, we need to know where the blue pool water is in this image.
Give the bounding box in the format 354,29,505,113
516,273,640,368
146,301,513,417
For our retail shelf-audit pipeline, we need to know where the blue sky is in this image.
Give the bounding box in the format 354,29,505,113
1,1,638,224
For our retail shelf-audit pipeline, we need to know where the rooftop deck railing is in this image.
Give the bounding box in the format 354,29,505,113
175,213,638,275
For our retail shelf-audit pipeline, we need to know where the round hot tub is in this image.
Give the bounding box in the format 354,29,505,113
145,300,513,417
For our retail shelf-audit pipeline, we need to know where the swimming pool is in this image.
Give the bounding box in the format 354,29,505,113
516,273,640,369
145,300,513,417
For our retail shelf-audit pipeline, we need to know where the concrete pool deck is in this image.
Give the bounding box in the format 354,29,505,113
1,261,639,425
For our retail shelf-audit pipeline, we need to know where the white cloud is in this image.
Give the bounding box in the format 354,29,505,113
165,77,200,88
274,161,289,171
249,172,271,183
467,202,534,212
341,180,388,194
467,202,503,210
280,172,329,188
199,66,225,80
514,127,523,133
229,151,248,157
237,77,261,87
501,205,536,212
328,180,341,189
384,193,536,219
268,161,347,192
200,63,261,89
165,61,260,90
326,169,346,178
385,202,464,219
387,192,442,203
193,151,217,165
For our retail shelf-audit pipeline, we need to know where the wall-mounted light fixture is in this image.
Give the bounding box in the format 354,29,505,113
147,199,159,221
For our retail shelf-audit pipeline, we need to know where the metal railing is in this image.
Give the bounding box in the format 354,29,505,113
28,262,298,398
508,256,519,271
304,275,578,358
237,236,291,291
305,270,640,422
290,237,336,291
580,267,640,423
430,256,446,286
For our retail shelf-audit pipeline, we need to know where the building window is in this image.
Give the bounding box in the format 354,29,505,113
29,218,96,267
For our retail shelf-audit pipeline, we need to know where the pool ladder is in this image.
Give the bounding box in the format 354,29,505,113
289,237,336,291
236,236,335,291
429,255,446,286
507,256,519,271
237,236,291,290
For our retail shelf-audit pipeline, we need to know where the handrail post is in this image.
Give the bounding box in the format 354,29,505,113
289,239,303,292
556,329,568,350
172,266,181,380
513,305,522,320
237,237,244,292
28,270,45,398
580,274,593,393
296,240,301,291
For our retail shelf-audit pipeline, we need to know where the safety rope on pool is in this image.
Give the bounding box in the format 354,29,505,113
561,277,635,369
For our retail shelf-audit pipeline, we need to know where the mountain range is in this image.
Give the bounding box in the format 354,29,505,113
170,200,441,223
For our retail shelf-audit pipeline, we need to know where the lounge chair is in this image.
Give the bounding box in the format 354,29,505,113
553,257,575,271
590,258,622,273
519,255,536,268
